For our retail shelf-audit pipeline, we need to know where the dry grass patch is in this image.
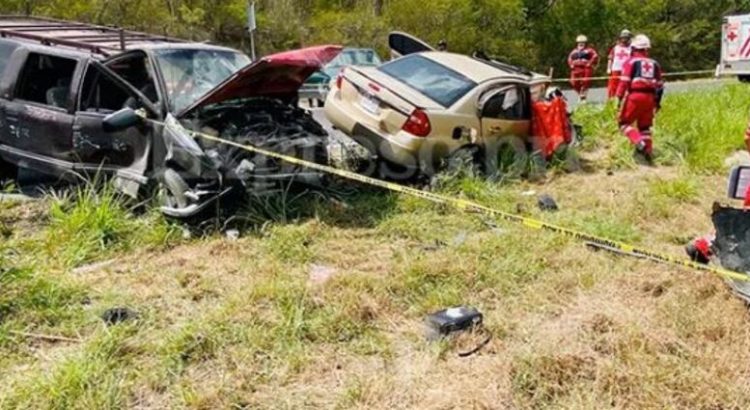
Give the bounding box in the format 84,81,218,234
4,85,750,408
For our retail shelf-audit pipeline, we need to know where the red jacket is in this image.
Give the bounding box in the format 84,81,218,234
616,52,664,98
568,47,599,69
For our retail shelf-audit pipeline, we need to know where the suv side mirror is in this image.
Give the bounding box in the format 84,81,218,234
103,108,143,132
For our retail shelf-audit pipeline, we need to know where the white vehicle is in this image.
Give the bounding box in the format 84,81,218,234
718,14,750,81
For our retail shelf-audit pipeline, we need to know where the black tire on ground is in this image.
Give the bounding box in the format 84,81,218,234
739,75,750,83
198,98,330,197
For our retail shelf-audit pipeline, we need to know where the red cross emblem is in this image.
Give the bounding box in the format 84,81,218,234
729,31,739,42
642,61,654,78
616,49,629,60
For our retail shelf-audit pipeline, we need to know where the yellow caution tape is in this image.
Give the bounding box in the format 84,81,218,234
174,126,748,283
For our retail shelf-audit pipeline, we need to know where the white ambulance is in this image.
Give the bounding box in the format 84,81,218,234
718,14,750,81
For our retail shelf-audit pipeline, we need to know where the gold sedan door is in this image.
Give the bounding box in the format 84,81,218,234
478,84,532,174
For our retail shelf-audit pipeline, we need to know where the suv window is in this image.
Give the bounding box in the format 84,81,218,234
79,65,135,113
16,53,77,109
0,41,18,78
481,86,531,120
378,55,476,107
106,54,159,104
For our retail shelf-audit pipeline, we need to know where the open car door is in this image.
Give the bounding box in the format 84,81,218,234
388,32,435,59
72,59,159,196
478,85,532,141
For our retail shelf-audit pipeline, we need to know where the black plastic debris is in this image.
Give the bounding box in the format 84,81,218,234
426,307,491,357
101,307,139,326
426,306,483,336
537,194,559,212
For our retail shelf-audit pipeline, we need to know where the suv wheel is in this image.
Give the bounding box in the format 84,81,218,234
0,157,17,182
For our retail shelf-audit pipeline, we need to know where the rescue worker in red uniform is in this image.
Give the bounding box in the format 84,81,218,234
607,29,632,99
616,34,664,161
568,35,599,102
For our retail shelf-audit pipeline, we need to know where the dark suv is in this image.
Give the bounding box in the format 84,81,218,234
0,16,340,217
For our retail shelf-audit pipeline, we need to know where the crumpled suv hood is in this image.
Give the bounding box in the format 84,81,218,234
177,45,342,119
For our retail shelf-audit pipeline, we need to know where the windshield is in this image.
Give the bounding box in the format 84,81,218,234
331,49,381,68
378,55,476,107
155,49,251,113
322,49,382,78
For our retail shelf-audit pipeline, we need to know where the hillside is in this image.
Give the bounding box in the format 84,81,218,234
0,0,744,76
2,84,750,408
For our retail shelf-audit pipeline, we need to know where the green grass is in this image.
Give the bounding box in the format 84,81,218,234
574,84,750,171
43,183,179,269
3,325,139,410
3,84,750,408
648,175,700,203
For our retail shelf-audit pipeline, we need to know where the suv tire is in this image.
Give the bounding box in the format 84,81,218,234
0,156,17,181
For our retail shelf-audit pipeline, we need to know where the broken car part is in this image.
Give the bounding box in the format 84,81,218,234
711,204,750,303
425,307,491,357
537,194,559,211
426,306,483,336
101,307,139,326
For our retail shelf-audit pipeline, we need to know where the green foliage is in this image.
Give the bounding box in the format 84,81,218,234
657,84,750,172
1,0,746,75
44,183,179,268
649,176,700,203
4,325,138,410
263,223,318,263
0,266,86,344
574,84,750,171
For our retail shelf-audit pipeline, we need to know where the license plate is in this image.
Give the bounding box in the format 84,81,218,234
359,93,381,115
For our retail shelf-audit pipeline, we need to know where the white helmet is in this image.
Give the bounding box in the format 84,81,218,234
632,34,651,49
545,86,564,101
576,35,588,43
619,29,633,39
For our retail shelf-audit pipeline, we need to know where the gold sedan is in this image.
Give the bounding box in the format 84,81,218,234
324,51,550,177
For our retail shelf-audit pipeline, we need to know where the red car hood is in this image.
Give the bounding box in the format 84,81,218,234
178,45,342,118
